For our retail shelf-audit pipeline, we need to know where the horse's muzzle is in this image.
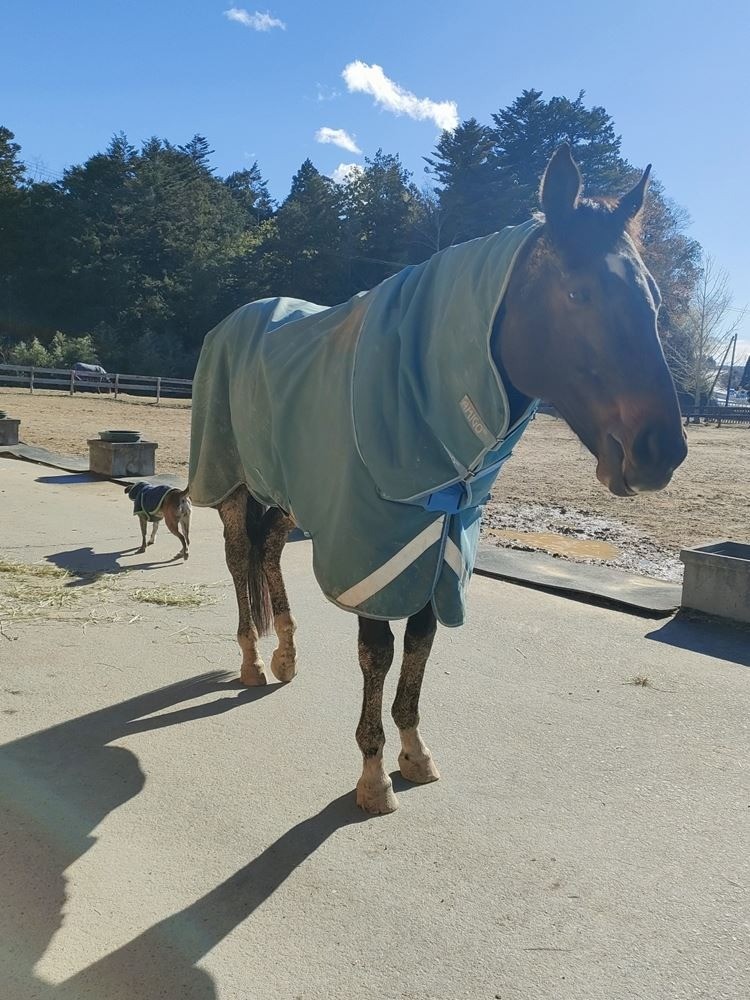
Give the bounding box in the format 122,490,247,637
597,424,687,496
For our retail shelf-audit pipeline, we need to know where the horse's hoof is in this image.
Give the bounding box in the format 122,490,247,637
398,750,440,784
356,776,399,815
240,663,268,686
270,647,297,683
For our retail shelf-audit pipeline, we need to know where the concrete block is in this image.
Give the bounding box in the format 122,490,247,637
88,439,158,478
0,418,20,446
680,541,750,625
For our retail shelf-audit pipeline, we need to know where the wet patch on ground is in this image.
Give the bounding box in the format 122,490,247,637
482,501,683,582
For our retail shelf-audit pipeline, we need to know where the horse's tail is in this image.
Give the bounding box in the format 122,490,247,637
245,495,273,637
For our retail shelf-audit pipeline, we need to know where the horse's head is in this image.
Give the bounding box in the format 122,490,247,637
498,144,687,496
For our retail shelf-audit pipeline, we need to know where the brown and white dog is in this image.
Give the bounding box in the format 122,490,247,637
124,482,191,559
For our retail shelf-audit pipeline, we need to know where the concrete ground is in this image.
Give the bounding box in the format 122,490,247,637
1,456,748,1000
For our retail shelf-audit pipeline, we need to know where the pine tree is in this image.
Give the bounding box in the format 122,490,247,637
273,159,345,303
423,118,503,244
491,89,625,221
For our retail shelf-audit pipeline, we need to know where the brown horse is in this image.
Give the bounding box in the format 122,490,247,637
195,145,686,815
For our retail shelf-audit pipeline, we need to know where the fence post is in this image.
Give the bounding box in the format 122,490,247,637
70,369,75,395
114,373,119,399
156,377,161,405
30,367,35,394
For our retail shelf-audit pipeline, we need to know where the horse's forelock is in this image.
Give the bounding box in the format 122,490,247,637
540,197,643,269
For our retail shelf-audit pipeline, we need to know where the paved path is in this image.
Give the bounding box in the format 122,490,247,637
1,457,748,999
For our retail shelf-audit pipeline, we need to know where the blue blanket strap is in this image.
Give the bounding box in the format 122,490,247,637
419,406,537,515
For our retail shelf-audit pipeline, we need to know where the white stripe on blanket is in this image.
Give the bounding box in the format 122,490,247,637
336,518,445,608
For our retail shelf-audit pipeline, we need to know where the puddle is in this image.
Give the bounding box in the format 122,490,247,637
482,500,684,581
487,528,620,560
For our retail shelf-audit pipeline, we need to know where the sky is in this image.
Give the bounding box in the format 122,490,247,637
3,0,749,359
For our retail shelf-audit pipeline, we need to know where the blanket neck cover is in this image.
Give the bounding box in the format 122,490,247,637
190,220,541,626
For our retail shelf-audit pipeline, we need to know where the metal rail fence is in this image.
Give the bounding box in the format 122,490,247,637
0,363,192,403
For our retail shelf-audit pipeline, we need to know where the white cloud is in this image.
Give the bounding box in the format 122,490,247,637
331,162,363,185
315,127,362,155
341,61,458,132
224,8,286,31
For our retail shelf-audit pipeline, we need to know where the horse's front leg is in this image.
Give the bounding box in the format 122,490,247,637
392,603,440,784
355,617,397,814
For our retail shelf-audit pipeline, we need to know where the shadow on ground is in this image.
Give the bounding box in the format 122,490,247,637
45,546,184,586
35,474,105,486
0,672,378,999
646,610,750,668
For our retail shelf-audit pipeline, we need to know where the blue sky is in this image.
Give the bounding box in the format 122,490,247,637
3,0,749,357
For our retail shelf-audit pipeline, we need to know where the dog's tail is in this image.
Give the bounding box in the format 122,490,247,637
245,495,273,637
176,487,191,518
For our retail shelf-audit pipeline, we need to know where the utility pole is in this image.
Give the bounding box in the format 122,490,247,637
724,333,738,406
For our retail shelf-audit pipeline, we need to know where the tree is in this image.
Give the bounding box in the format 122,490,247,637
666,254,745,409
0,127,27,327
342,150,416,291
273,159,345,303
491,89,624,223
423,118,503,244
224,163,275,222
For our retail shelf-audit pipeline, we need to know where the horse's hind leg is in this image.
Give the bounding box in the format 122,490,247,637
356,617,398,814
392,603,440,784
261,508,297,683
217,486,267,686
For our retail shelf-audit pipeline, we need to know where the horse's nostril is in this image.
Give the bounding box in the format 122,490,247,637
632,427,661,468
631,425,686,477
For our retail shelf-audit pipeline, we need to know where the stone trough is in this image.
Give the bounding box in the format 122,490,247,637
0,416,20,446
680,541,750,625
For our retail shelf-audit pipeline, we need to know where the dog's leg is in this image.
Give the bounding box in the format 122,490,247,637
162,504,189,559
148,520,159,546
217,487,268,685
138,515,148,553
261,508,297,682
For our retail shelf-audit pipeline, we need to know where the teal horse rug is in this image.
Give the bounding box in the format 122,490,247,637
189,221,540,626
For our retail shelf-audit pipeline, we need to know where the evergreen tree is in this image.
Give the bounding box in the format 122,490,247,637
224,163,275,222
491,89,624,221
342,150,416,291
273,159,344,303
423,118,503,244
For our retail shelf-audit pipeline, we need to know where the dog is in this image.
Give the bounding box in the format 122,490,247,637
124,482,191,559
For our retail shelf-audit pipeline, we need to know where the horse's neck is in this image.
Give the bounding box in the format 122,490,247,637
491,305,532,424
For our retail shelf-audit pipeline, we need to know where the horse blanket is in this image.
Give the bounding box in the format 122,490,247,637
128,483,173,521
189,220,540,626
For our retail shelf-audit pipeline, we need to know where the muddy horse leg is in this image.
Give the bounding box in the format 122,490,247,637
260,508,297,682
392,603,440,784
217,487,269,686
355,617,398,814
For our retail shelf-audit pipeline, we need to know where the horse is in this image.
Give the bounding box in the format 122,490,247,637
72,361,111,393
188,145,687,815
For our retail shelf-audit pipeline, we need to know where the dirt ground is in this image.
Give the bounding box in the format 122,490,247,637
2,388,748,579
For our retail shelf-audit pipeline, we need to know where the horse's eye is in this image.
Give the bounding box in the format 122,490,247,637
568,289,590,304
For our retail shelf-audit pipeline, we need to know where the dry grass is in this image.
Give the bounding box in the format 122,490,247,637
0,558,118,631
130,584,218,608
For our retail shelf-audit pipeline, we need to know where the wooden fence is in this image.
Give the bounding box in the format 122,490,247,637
0,363,192,403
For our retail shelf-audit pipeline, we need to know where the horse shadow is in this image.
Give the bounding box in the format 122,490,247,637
45,546,184,586
0,672,377,999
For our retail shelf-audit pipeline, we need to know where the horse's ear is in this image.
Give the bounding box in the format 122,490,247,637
615,165,651,224
540,143,582,230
